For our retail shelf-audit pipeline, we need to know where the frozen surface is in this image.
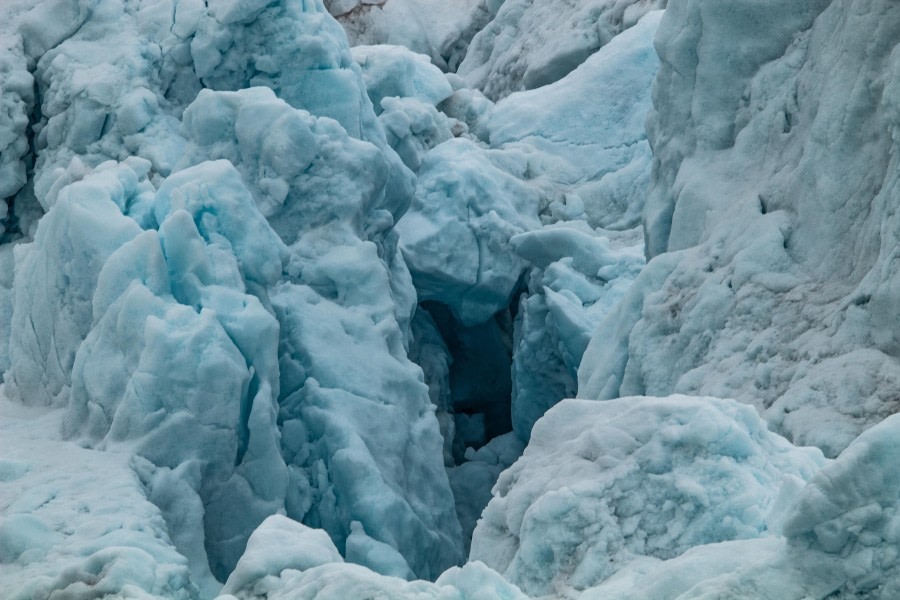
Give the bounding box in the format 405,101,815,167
457,0,664,100
470,395,826,597
579,0,900,458
0,393,197,600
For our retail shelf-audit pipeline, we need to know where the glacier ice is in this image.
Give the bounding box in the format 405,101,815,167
328,0,492,72
469,395,826,596
579,0,900,458
457,0,665,100
4,0,900,597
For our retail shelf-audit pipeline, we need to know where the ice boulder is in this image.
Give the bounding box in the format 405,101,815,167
579,0,900,458
397,138,541,325
7,162,145,407
470,395,826,596
351,45,452,115
56,161,290,582
458,0,665,100
582,412,900,600
781,412,900,598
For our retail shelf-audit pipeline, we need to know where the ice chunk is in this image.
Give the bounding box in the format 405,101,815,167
510,224,644,440
351,45,452,114
470,395,826,596
329,0,492,72
484,11,661,230
7,163,144,407
222,515,343,596
397,138,541,325
458,0,665,100
379,96,455,172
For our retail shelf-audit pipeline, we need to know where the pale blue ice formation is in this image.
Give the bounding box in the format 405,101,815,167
469,395,826,596
4,0,900,598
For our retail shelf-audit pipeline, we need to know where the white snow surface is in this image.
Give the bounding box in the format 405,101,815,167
0,392,197,599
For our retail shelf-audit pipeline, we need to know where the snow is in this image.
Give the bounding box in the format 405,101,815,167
0,392,197,599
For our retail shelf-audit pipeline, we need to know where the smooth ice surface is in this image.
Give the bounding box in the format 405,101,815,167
457,0,665,100
579,0,900,458
470,395,826,596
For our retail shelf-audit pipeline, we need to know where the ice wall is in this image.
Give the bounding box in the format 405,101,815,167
580,0,900,457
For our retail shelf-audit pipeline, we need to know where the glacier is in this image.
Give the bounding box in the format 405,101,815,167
2,0,900,598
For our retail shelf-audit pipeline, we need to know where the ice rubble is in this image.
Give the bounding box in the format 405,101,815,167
578,0,900,458
469,395,827,597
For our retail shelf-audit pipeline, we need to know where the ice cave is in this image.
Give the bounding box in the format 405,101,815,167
2,0,900,598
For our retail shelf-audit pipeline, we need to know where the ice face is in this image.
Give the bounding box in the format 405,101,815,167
579,0,900,458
